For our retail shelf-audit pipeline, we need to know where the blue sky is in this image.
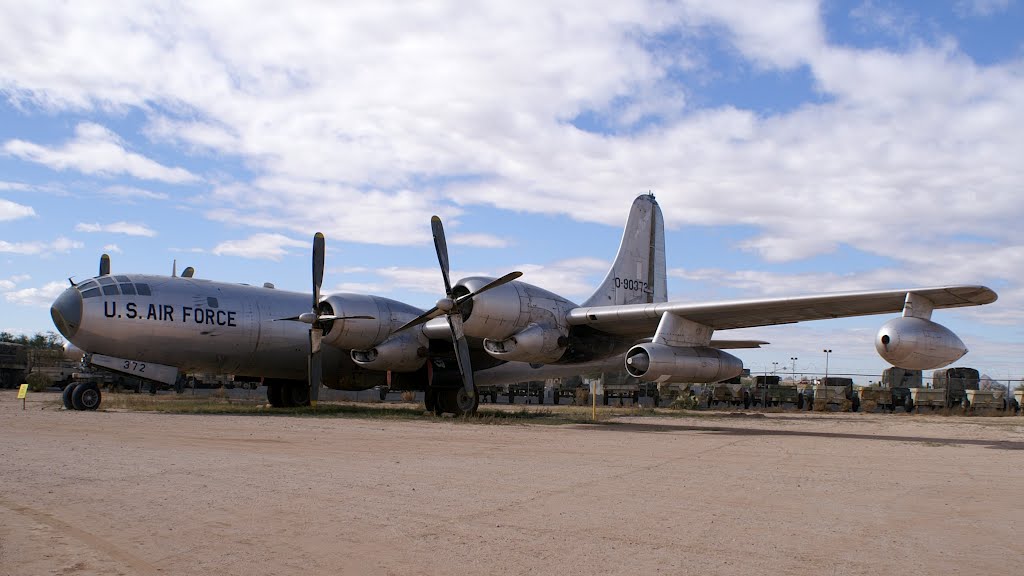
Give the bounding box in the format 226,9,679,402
1,1,1022,383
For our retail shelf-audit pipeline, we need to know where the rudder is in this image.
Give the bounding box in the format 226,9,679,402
582,194,667,307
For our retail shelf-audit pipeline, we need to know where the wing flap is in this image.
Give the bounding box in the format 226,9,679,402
566,285,996,336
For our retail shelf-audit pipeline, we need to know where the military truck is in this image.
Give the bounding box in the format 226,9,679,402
0,342,28,389
707,374,751,408
802,377,860,411
879,367,919,411
754,375,801,408
553,375,587,405
476,382,502,403
907,367,979,412
596,371,643,405
507,380,546,404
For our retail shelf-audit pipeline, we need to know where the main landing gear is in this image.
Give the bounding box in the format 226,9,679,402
426,386,479,417
265,379,311,408
62,382,102,411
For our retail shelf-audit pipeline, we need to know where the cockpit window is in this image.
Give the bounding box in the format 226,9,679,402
97,276,115,286
135,283,152,296
115,275,131,283
81,287,101,299
102,284,119,296
120,283,137,295
79,280,97,291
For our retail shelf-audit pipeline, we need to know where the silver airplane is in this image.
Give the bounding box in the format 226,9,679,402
50,194,997,414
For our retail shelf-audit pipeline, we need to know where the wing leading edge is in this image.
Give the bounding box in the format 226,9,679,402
566,285,997,337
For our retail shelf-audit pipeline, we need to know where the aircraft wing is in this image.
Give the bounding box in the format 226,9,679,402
565,285,997,338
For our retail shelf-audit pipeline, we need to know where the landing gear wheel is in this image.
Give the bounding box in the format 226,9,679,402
62,382,79,410
71,382,101,411
285,384,310,407
436,387,479,416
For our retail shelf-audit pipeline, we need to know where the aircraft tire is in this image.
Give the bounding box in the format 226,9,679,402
62,382,79,410
443,387,479,416
284,384,310,407
72,382,101,411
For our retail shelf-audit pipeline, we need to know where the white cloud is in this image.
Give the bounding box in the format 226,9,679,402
0,197,35,221
955,0,1012,17
0,274,30,291
450,233,509,248
3,280,67,307
103,244,122,253
0,237,83,255
2,123,199,183
212,233,307,261
75,221,157,237
101,185,169,201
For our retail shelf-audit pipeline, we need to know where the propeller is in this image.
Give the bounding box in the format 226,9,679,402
181,267,195,278
276,233,374,407
99,254,111,276
401,216,523,400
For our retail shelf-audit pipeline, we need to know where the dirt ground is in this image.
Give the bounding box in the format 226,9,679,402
1,390,1022,576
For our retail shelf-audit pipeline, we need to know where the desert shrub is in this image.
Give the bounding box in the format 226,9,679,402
401,391,416,402
26,372,53,392
670,393,701,410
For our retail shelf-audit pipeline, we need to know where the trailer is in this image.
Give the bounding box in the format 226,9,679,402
553,375,587,405
708,375,751,408
595,371,642,405
962,389,1007,412
857,386,895,412
907,367,980,412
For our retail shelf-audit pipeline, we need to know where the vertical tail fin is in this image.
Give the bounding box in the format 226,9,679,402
582,194,667,307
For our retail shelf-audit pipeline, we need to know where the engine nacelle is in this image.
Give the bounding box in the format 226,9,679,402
624,344,743,383
351,331,428,372
483,323,568,364
875,317,967,371
320,294,425,351
456,277,576,342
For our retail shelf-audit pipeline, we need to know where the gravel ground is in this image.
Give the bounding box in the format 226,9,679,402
2,389,1022,576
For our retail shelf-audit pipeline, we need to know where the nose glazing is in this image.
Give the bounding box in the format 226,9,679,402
50,286,83,340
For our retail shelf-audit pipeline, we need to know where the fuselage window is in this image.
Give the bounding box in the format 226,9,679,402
102,284,120,296
135,283,152,296
120,283,137,295
81,287,101,299
207,297,219,308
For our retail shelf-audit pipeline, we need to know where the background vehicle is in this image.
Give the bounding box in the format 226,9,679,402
0,342,29,389
802,377,860,411
908,367,979,412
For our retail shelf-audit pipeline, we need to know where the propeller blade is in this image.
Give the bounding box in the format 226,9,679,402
309,327,323,407
99,254,110,276
172,259,177,277
393,306,443,334
312,232,325,311
448,314,476,397
431,216,452,295
182,266,195,278
317,314,375,322
454,271,523,304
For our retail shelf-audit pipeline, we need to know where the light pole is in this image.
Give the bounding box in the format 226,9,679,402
823,349,832,383
772,361,778,375
790,357,798,379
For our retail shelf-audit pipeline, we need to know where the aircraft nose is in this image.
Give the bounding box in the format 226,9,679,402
51,286,83,340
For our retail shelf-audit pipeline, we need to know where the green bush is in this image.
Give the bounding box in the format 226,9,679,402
26,372,53,392
670,393,701,410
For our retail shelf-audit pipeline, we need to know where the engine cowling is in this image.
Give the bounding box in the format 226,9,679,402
624,344,743,383
351,331,428,372
320,294,425,350
483,323,568,364
875,317,967,370
456,277,576,342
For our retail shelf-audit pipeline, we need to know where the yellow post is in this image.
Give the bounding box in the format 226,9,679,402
18,383,29,410
591,380,597,421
